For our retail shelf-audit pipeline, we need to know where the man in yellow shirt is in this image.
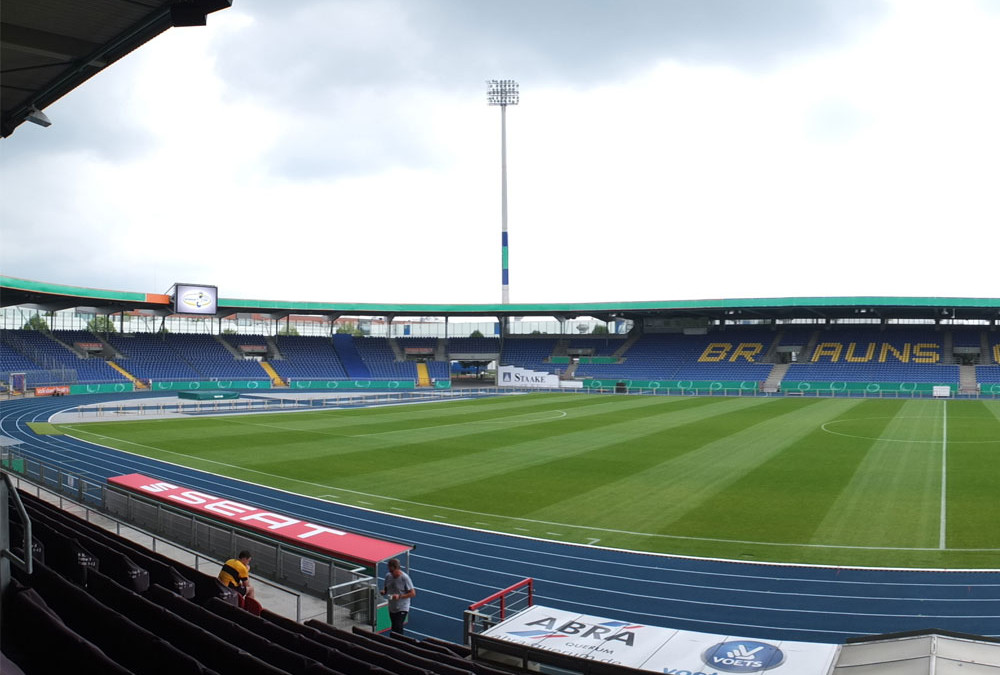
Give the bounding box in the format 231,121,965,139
218,550,256,600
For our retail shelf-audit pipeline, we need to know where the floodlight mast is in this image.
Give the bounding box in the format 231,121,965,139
487,79,519,304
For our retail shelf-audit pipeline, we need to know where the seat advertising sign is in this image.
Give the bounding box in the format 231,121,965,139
481,605,838,674
108,473,412,566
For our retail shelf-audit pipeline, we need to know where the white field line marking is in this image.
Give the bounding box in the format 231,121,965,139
63,420,1000,555
940,401,948,550
820,416,999,444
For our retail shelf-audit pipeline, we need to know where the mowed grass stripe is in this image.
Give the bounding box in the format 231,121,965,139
59,393,699,488
56,394,1000,567
400,398,780,512
519,398,842,537
261,394,705,487
61,394,625,469
749,400,903,551
810,400,945,549
948,400,1000,549
651,398,873,547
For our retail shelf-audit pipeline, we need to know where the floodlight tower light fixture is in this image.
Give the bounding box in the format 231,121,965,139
487,79,519,106
487,79,519,304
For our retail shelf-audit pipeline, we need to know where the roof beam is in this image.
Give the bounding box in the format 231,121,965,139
1,22,103,63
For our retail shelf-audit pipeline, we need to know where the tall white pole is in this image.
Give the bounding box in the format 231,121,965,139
487,80,518,305
501,102,509,304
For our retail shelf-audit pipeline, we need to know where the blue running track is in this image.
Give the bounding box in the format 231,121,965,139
2,393,998,644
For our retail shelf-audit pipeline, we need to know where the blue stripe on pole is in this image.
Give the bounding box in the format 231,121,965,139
502,270,509,284
502,232,508,246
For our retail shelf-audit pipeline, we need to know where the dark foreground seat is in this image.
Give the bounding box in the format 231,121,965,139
1,578,131,675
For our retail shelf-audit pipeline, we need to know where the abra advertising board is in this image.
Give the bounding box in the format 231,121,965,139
483,605,838,675
498,366,559,389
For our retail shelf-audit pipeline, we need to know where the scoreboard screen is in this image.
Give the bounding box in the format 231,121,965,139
173,283,218,315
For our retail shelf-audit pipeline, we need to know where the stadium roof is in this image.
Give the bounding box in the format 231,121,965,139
3,276,999,325
1,0,231,138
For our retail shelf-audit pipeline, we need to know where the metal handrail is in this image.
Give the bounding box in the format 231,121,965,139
1,471,33,575
6,469,309,621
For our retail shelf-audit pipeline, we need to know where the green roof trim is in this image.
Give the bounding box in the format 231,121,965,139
2,275,999,315
0,276,149,302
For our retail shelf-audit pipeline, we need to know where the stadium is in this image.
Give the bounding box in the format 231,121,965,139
3,3,1000,675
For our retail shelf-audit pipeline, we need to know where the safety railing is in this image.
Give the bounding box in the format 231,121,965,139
464,577,533,644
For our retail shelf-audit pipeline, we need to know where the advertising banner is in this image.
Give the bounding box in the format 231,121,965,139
34,385,70,396
288,380,416,390
150,380,272,391
584,380,759,392
498,366,559,388
108,473,412,566
482,605,838,675
69,383,135,394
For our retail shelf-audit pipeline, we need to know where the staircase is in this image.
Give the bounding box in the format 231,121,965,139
613,331,642,358
214,334,243,359
415,362,431,387
388,338,405,361
762,363,790,393
332,334,370,378
763,331,784,362
259,361,285,387
982,332,994,365
108,361,146,389
959,365,978,394
265,335,282,360
800,331,822,362
941,329,954,365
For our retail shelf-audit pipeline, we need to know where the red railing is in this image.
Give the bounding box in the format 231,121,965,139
464,578,534,644
468,577,533,621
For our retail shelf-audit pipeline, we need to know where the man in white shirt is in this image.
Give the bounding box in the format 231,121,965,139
380,558,416,635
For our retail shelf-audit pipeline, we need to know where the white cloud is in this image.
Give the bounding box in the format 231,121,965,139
2,0,997,305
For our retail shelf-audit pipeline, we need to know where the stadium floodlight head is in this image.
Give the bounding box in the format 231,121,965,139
486,79,519,107
26,107,52,128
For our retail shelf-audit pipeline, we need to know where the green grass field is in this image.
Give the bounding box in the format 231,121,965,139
57,394,1000,568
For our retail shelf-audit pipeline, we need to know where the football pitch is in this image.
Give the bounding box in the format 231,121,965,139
57,393,1000,569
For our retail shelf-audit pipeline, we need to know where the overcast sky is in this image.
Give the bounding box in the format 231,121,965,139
2,0,998,306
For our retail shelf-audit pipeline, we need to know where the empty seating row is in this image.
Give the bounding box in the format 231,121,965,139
3,327,996,389
2,489,494,674
271,336,349,380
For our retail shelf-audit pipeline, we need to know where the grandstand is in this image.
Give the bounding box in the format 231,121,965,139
2,280,999,396
4,475,488,675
